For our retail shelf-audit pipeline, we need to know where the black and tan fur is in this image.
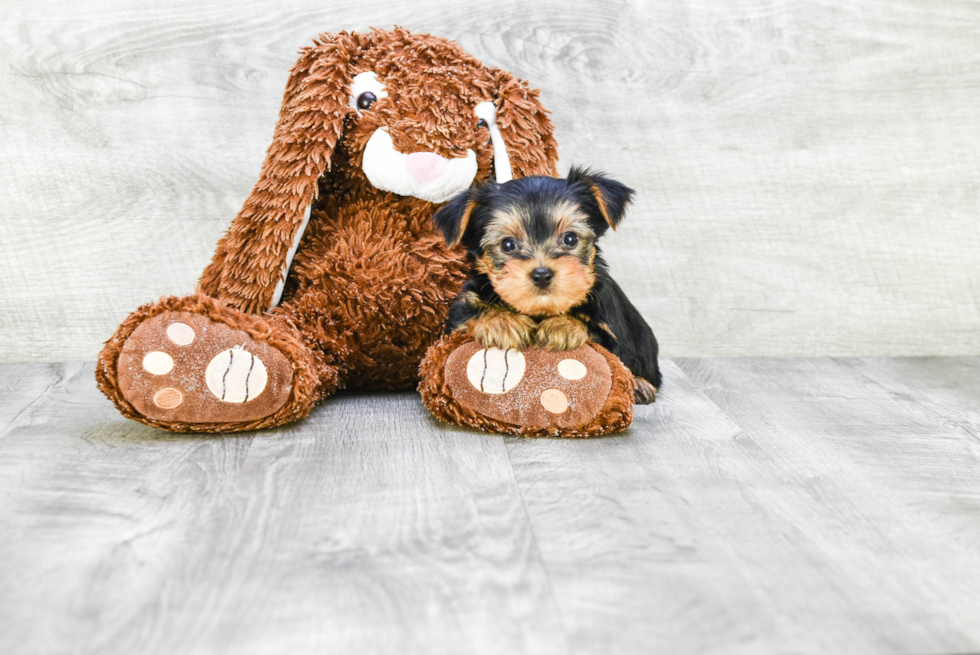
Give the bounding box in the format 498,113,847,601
433,167,661,404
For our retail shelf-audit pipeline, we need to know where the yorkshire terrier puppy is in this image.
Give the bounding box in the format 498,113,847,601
433,167,661,404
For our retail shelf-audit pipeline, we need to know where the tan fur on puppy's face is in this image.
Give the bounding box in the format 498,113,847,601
479,202,597,317
490,257,594,316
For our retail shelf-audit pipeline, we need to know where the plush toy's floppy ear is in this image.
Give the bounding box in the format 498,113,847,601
567,166,635,232
489,69,559,179
198,32,361,313
433,189,477,248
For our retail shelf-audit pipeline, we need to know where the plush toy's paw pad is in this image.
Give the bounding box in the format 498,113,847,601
115,312,293,424
465,347,527,393
446,342,613,431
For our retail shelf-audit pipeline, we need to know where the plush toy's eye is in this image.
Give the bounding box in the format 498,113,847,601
501,237,517,253
349,72,388,115
357,92,377,110
562,232,579,248
477,118,489,130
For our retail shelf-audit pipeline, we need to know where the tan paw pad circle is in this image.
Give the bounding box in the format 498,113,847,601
142,351,174,376
557,358,587,380
166,322,196,345
466,348,526,394
153,387,183,409
205,347,268,403
540,388,569,414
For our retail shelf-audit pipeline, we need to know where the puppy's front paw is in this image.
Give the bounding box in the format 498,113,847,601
634,376,657,404
466,309,536,351
535,315,589,351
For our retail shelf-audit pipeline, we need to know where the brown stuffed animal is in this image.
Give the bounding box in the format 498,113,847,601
96,28,560,432
97,27,637,436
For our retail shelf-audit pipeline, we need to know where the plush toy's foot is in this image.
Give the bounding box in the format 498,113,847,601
97,295,329,433
419,332,635,437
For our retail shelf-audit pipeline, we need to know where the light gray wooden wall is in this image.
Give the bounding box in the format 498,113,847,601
1,0,978,362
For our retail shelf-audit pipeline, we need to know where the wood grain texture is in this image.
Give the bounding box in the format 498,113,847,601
507,357,980,654
3,358,980,653
0,363,568,655
1,0,979,363
672,356,980,653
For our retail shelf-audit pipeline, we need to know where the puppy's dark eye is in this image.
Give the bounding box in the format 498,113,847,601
477,118,489,130
357,92,377,110
501,237,517,253
562,232,579,248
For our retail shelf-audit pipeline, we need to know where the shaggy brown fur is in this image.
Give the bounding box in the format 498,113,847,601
97,28,558,432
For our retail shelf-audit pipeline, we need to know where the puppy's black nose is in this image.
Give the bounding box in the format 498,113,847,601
531,267,554,289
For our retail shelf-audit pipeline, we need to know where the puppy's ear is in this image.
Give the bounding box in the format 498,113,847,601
568,166,634,231
433,189,478,248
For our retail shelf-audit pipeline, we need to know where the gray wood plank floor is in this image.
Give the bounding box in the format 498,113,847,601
2,358,979,654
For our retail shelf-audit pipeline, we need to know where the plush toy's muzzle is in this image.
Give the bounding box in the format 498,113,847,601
362,128,479,203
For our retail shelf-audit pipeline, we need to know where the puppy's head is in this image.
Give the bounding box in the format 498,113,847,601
434,166,634,316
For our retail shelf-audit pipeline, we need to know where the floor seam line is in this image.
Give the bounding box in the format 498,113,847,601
501,436,576,655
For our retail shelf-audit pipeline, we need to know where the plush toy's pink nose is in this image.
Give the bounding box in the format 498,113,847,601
406,152,448,183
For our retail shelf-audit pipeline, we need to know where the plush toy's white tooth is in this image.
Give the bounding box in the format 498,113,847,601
474,101,512,183
205,347,269,403
488,124,512,183
466,347,525,394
